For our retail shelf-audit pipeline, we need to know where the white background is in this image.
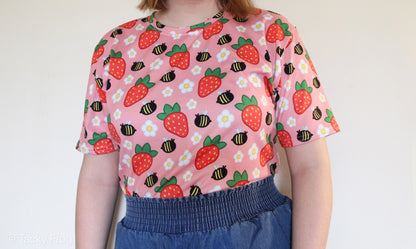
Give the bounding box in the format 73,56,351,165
1,0,415,248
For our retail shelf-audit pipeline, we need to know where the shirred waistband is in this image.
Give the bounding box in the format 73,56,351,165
122,175,290,234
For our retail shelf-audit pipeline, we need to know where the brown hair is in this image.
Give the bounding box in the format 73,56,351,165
138,0,257,19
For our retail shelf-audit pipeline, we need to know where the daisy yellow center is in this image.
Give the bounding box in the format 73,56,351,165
146,126,153,132
186,174,191,179
320,129,327,135
165,90,171,94
115,93,120,99
128,38,133,42
128,179,134,184
184,83,190,89
236,154,242,159
239,80,245,85
221,116,229,123
281,102,286,108
256,24,262,29
264,65,270,71
221,52,226,58
126,158,131,164
302,64,307,70
81,147,87,153
252,77,259,83
251,149,256,155
153,61,159,66
189,102,195,106
182,155,188,161
194,136,200,142
166,162,172,167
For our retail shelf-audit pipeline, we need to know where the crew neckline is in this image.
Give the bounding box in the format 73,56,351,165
148,10,225,35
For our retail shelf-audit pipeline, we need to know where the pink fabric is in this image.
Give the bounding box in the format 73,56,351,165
76,9,340,198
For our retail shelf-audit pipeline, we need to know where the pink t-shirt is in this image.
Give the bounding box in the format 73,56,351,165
76,9,340,198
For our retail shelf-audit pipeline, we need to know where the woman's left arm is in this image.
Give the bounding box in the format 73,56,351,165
285,137,333,249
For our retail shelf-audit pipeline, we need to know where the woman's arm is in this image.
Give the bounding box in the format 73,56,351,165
75,152,120,249
285,137,333,249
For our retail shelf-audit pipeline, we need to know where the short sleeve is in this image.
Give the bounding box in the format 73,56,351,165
273,20,340,148
75,37,120,155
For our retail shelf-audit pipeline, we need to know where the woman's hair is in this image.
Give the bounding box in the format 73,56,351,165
138,0,257,18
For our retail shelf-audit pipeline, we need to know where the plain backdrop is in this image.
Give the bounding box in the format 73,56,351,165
1,0,415,248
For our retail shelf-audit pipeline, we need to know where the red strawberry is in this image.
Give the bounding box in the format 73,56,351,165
266,19,292,43
88,132,115,154
195,135,227,170
106,114,121,144
203,17,229,39
293,80,313,114
120,20,137,29
91,40,107,64
123,176,132,197
285,34,294,48
138,25,161,49
95,83,107,103
235,95,262,131
104,50,126,80
132,143,158,176
226,170,249,187
188,22,208,33
155,176,183,198
166,44,190,69
277,123,293,147
157,103,189,137
198,68,227,97
231,37,259,64
260,134,274,166
305,50,317,74
124,75,155,107
264,76,273,97
324,109,340,132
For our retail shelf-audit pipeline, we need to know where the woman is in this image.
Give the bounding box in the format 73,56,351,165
75,0,340,248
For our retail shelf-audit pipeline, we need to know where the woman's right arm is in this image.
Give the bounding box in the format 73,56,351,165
75,151,120,249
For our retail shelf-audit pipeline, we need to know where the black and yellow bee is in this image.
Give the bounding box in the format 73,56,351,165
84,127,87,139
141,17,149,22
265,112,273,125
294,43,304,55
144,173,158,188
161,138,176,153
270,163,277,175
140,101,157,115
284,63,295,75
233,16,248,22
152,43,167,55
110,29,123,38
312,106,322,120
196,51,211,62
103,56,110,66
211,165,228,180
230,61,246,72
231,131,248,145
190,185,202,196
90,100,103,112
297,129,313,142
217,90,234,104
155,21,165,29
213,11,224,18
132,191,139,197
106,79,111,90
276,46,284,57
160,70,176,82
217,34,232,45
275,88,280,102
131,61,145,71
95,77,104,89
194,113,212,128
120,123,137,136
265,50,271,62
313,77,321,88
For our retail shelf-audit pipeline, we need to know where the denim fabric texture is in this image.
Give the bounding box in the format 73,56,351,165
114,175,292,249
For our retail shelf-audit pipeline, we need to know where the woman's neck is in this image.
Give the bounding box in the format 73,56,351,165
155,0,221,27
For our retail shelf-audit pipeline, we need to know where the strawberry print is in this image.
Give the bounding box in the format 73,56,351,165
155,176,184,198
227,170,249,187
124,75,155,107
91,40,107,64
132,143,158,176
139,25,161,49
203,17,229,39
324,109,340,132
277,123,293,147
264,76,273,97
106,114,121,144
235,95,262,131
195,135,227,170
120,20,138,29
305,50,317,74
260,134,274,166
157,103,189,137
105,50,126,80
231,37,259,64
293,80,313,114
198,68,227,97
88,132,115,154
166,44,190,69
266,19,292,43
123,176,132,197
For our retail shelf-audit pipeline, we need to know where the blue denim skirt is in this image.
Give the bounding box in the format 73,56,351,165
114,175,292,249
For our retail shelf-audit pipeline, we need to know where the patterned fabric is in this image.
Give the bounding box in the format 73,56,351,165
75,8,340,198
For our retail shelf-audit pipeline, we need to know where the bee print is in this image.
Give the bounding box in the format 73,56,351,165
270,163,277,175
284,62,295,75
231,130,248,145
217,34,232,45
161,138,176,153
196,51,211,62
140,101,157,115
106,79,111,90
190,185,202,196
312,106,322,120
211,165,228,180
160,70,176,82
217,90,234,104
297,129,313,142
120,123,137,136
90,100,103,112
84,127,88,139
313,77,321,88
132,191,139,197
265,50,271,62
194,113,212,128
155,21,165,29
294,43,304,55
265,112,273,125
131,61,145,71
274,88,280,102
95,77,104,89
110,29,123,38
230,61,246,72
276,46,284,57
213,11,224,18
152,43,167,55
144,173,158,188
233,16,248,22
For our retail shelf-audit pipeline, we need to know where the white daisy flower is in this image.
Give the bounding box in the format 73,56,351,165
248,143,259,160
234,151,244,163
79,143,89,154
287,117,296,127
278,97,289,113
263,13,273,20
92,116,100,126
123,140,133,150
127,48,137,58
149,58,163,70
141,120,158,137
274,59,281,78
217,110,235,128
236,76,248,88
260,128,266,140
144,192,152,198
179,79,195,93
112,89,124,103
114,109,122,120
191,65,202,75
319,92,326,103
236,25,246,32
209,185,222,193
119,164,123,171
103,64,110,77
89,84,94,95
253,168,261,178
162,87,173,97
186,99,197,109
192,40,201,48
127,177,135,186
248,73,261,87
183,171,193,182
259,36,266,46
261,96,268,106
252,21,265,31
113,38,119,45
122,154,131,167
135,23,144,30
187,30,200,36
191,132,202,145
124,35,136,45
178,150,192,166
298,59,308,74
124,75,134,85
317,124,330,137
284,80,291,91
216,47,230,62
170,31,181,40
164,158,174,170
262,64,272,73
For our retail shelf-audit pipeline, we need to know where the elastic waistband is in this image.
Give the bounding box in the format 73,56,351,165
122,175,290,234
